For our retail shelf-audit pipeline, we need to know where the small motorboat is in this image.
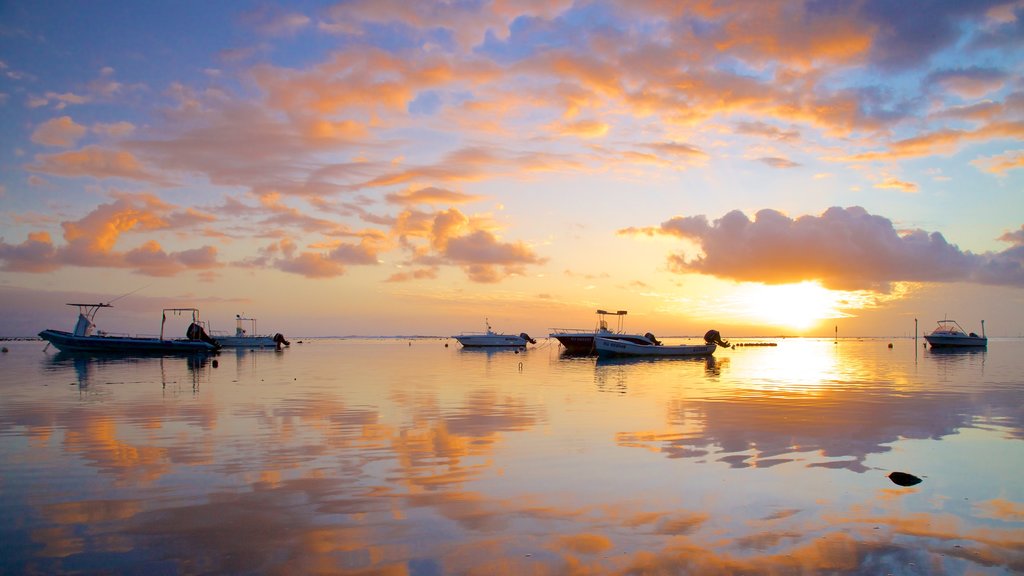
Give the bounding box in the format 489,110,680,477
39,303,220,354
453,319,535,348
924,320,987,348
594,329,730,358
212,315,289,349
549,309,657,355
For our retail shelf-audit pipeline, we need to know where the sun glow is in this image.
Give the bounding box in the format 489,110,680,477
733,281,857,331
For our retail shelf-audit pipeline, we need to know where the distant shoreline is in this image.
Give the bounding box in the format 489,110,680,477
5,335,1022,341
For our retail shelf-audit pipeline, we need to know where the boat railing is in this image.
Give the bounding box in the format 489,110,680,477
548,327,591,334
94,330,133,338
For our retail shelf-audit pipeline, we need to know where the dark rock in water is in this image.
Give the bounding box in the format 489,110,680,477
888,471,922,486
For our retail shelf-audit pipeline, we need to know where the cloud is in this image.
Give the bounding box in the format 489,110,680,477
385,186,484,206
240,5,311,36
842,122,1024,161
758,157,800,169
619,206,1024,291
553,119,610,138
926,66,1010,99
28,146,168,184
0,193,222,276
873,177,918,193
31,116,87,147
123,241,220,277
92,121,136,138
971,150,1024,175
390,207,545,283
268,236,383,279
735,121,801,142
319,0,573,50
0,231,60,272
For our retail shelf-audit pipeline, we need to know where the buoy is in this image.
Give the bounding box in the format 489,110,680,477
887,471,922,486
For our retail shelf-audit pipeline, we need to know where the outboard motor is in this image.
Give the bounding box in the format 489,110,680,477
187,322,221,349
644,332,662,345
519,332,537,345
273,333,291,349
704,329,731,348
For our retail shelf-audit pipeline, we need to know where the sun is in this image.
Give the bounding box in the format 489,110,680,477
732,281,857,331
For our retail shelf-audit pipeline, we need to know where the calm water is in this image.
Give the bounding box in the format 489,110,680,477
1,337,1022,575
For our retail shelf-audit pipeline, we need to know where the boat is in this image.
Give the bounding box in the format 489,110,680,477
594,330,731,358
39,303,220,353
453,319,536,348
212,315,289,349
549,310,659,355
924,320,987,348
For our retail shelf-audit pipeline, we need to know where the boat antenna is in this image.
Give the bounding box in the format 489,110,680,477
105,283,152,306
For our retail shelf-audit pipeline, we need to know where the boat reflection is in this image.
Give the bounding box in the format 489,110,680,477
1,339,1021,574
594,354,722,394
457,344,527,354
43,350,213,389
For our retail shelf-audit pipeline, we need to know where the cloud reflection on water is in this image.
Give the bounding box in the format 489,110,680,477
0,339,1021,574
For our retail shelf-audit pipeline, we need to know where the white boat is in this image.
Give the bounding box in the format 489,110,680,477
212,315,289,349
549,310,657,355
453,319,536,348
594,330,730,358
39,303,220,354
924,320,987,348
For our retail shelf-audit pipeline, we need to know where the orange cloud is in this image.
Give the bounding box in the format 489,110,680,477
846,121,1024,161
926,66,1009,99
971,149,1024,175
0,231,59,272
385,186,484,206
389,206,546,283
0,193,223,276
553,118,610,138
873,177,918,193
31,116,87,147
28,145,167,183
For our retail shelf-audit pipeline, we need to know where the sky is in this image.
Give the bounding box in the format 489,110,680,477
1,0,1022,338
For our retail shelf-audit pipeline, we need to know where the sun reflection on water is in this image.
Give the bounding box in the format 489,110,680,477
0,339,1020,574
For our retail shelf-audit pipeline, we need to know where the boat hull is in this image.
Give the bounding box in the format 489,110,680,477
551,332,659,354
39,329,218,354
215,336,279,348
454,334,529,347
924,335,987,348
594,337,716,358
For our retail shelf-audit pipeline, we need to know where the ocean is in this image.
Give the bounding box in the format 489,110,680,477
1,337,1022,574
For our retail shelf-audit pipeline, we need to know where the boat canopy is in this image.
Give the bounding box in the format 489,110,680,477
65,303,113,336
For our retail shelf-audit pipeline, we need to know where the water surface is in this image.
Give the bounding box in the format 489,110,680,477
1,338,1022,574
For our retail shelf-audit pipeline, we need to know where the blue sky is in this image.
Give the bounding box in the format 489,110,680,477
1,1,1022,337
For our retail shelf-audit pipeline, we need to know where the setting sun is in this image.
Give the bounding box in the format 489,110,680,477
720,281,867,332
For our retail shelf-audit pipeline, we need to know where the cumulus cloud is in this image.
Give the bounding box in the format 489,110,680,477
0,193,222,276
31,116,87,147
390,207,545,283
619,206,1024,291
